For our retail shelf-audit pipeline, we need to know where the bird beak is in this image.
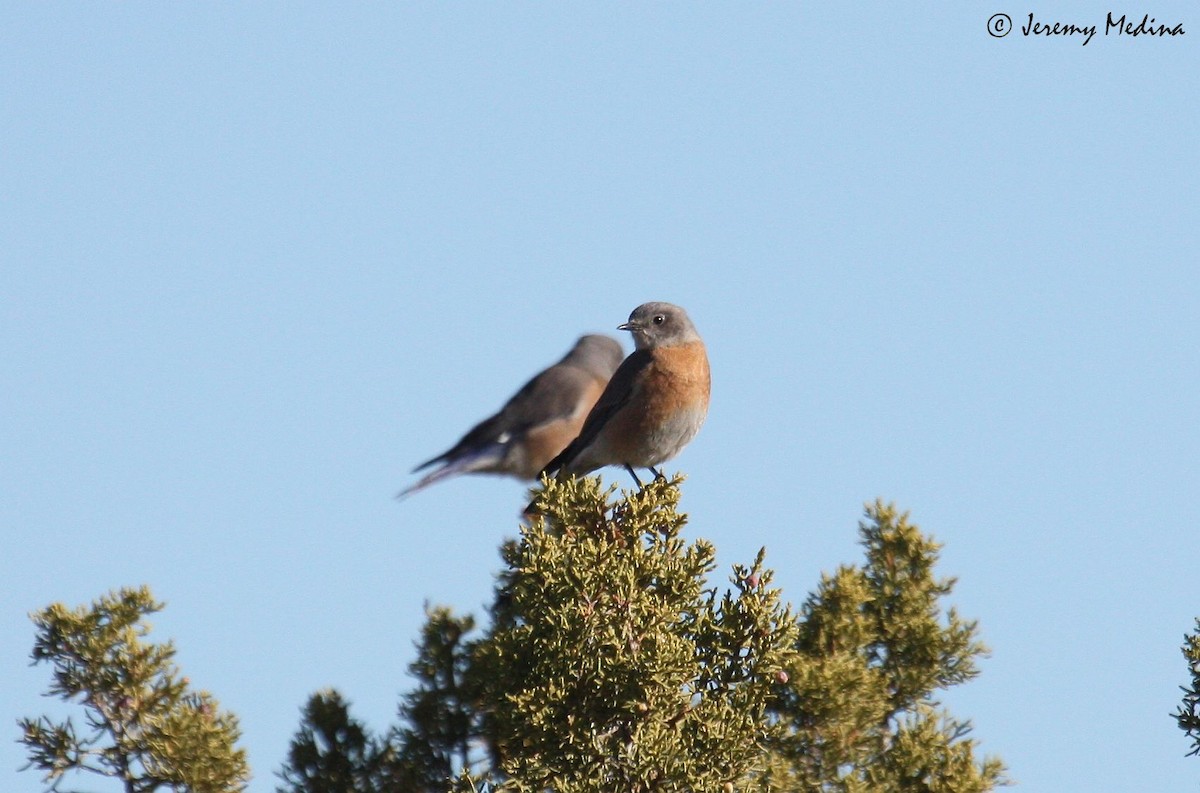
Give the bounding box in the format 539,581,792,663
617,321,635,331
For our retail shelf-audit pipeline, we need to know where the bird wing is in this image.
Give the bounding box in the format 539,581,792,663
412,364,596,472
541,349,651,475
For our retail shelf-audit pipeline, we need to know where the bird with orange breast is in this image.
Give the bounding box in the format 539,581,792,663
541,302,710,487
400,334,624,498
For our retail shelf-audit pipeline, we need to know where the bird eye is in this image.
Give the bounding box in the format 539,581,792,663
653,314,665,325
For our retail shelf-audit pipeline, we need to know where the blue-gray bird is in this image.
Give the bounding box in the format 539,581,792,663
541,302,710,487
399,334,625,498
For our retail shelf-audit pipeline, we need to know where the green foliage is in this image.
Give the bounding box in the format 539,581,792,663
764,501,1006,791
19,585,249,793
276,689,392,793
474,474,799,792
384,607,479,792
276,609,482,793
275,481,1003,792
1175,618,1200,757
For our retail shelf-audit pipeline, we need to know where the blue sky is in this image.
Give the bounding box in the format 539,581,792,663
3,3,1197,791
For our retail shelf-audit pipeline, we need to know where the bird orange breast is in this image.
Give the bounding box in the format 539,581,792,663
518,377,608,477
604,341,710,464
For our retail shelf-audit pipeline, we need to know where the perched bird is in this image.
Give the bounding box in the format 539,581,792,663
399,334,625,498
541,302,710,487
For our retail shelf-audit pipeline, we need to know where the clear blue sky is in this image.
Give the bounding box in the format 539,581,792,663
3,3,1197,791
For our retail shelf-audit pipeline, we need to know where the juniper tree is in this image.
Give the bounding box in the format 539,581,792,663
280,479,1004,792
382,607,479,791
277,689,391,793
1175,618,1200,757
762,501,1006,791
470,474,799,792
277,612,480,793
19,586,248,793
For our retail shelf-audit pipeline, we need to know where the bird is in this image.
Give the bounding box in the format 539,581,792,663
399,334,625,498
540,302,710,487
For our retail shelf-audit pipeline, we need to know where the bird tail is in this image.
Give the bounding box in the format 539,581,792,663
397,445,504,499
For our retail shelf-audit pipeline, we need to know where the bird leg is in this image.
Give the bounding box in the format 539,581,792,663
624,465,644,488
